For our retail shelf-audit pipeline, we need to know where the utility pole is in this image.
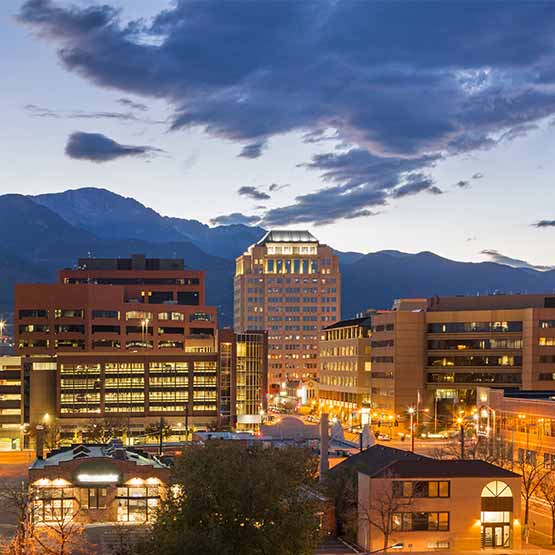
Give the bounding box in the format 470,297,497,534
185,401,189,441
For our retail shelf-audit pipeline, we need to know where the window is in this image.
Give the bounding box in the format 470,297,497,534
34,488,75,523
83,488,107,509
392,512,449,531
393,480,450,498
92,310,120,319
19,309,48,318
117,486,161,523
54,309,84,319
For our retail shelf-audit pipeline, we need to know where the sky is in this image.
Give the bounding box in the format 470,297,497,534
2,0,555,267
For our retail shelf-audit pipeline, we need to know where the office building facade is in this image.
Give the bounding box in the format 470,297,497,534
14,255,267,439
234,230,341,391
317,316,373,425
369,294,555,428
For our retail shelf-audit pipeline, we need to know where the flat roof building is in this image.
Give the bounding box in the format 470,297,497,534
234,230,341,391
13,256,268,440
369,293,555,430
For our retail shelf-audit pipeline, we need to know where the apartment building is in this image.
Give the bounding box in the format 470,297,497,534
234,230,341,390
317,316,372,425
14,255,267,438
369,294,555,428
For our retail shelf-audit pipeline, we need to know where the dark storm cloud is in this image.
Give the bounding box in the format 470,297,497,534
533,220,555,228
456,180,471,189
481,249,554,271
17,0,555,223
210,212,261,226
65,131,163,162
237,186,271,201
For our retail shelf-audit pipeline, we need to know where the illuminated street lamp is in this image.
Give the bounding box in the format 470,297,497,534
456,416,465,459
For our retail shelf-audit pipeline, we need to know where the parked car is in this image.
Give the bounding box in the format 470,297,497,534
377,433,391,441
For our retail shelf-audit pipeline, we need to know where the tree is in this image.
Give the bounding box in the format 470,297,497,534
540,472,555,544
514,450,552,540
84,417,126,443
139,442,321,555
359,477,412,553
144,418,173,455
0,479,36,555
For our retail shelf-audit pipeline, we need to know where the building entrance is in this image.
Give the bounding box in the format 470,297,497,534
480,481,514,549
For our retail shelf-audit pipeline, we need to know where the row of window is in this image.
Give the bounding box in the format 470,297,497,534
18,309,211,321
428,356,521,367
428,321,522,333
392,512,449,532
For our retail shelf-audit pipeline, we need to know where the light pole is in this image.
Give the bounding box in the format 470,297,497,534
0,320,5,344
408,407,415,452
457,416,465,459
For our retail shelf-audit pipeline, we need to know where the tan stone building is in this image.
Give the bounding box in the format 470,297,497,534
369,294,555,429
317,316,372,426
234,230,341,391
358,459,521,551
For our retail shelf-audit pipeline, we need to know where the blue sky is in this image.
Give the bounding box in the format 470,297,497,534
2,0,555,267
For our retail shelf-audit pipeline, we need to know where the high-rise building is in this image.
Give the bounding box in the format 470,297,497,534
369,293,555,429
234,230,341,391
14,255,267,439
317,316,373,425
0,356,24,449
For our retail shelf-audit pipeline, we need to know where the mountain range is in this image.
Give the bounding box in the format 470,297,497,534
0,187,553,327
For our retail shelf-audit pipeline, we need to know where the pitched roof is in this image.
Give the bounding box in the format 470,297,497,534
367,459,520,479
256,230,318,245
329,444,431,477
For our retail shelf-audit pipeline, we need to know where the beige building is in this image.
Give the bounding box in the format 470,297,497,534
0,356,24,449
318,316,372,425
234,230,341,391
369,294,555,429
478,387,555,467
358,459,521,551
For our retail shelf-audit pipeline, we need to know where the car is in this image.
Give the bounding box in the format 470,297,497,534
377,433,391,441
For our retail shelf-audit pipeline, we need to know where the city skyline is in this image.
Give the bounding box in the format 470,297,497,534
2,1,555,267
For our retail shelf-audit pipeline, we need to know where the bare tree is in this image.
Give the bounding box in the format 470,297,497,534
539,472,555,545
0,479,36,555
359,477,412,553
30,497,94,555
85,416,126,443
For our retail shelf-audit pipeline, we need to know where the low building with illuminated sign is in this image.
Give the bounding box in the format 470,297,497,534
29,440,170,528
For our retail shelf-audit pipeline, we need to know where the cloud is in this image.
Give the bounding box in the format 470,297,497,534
481,249,554,271
17,0,555,222
456,180,470,189
238,141,267,159
65,131,163,162
533,220,555,228
24,103,161,123
391,175,443,199
117,97,148,111
238,186,270,201
472,172,484,180
210,212,261,226
268,183,290,192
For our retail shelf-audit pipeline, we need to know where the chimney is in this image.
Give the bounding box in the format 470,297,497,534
36,425,45,460
319,413,329,481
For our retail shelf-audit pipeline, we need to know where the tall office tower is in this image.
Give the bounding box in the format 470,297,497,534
234,230,341,392
15,255,267,438
369,293,555,432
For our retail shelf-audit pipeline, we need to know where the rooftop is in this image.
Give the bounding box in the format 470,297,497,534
329,444,431,477
30,440,167,470
324,316,373,330
256,230,318,245
368,459,519,479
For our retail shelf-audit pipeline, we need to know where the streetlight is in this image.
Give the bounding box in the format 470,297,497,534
408,407,415,452
0,319,5,343
456,416,465,459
